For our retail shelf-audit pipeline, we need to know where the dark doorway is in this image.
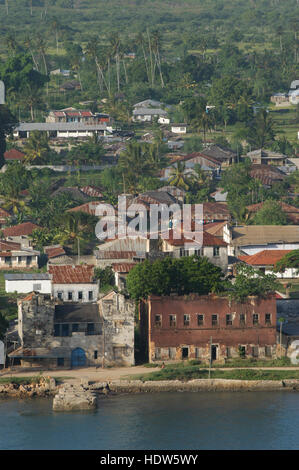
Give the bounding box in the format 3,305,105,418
211,345,218,361
71,347,86,368
182,347,189,359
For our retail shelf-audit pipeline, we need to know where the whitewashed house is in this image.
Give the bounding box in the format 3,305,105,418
238,250,299,279
171,124,187,134
5,273,52,294
49,265,99,303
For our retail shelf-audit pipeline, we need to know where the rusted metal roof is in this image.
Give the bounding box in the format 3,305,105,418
49,264,95,284
111,262,137,273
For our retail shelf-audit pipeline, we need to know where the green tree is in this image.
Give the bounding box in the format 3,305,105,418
126,256,225,300
118,142,155,193
247,109,276,149
229,264,279,302
274,250,299,274
0,312,8,341
253,200,287,225
0,105,17,168
23,131,50,163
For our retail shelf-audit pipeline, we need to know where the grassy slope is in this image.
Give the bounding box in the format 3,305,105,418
130,360,299,382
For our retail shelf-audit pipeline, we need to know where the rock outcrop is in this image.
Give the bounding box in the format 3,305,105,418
53,383,97,411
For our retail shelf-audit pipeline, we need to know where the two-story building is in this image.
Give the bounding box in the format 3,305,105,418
140,294,277,363
49,265,99,303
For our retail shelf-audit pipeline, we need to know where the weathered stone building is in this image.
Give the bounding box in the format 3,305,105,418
99,291,135,366
140,294,277,363
10,291,135,368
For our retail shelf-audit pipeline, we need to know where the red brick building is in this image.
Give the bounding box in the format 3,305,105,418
140,294,277,363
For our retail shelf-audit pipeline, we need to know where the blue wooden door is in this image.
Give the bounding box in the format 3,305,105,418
71,348,86,368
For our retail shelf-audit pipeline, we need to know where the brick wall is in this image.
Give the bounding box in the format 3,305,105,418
141,294,277,362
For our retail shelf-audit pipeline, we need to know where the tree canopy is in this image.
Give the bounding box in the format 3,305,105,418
126,255,225,300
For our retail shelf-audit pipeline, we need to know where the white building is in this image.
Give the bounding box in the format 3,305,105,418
49,265,99,303
5,273,52,294
13,122,113,139
171,124,187,134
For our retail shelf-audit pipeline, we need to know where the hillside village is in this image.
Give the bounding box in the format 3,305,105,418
0,0,299,373
1,97,299,369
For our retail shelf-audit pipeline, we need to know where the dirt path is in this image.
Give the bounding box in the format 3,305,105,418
0,365,152,385
1,365,299,385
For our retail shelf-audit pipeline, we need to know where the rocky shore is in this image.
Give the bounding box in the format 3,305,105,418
1,377,299,409
52,378,299,411
0,377,57,398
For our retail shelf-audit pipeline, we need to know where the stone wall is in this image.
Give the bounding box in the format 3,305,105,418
99,292,135,366
18,294,55,348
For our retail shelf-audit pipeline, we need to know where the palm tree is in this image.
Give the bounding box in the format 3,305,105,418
50,17,61,55
56,213,91,263
36,34,48,76
20,84,44,121
136,32,150,83
85,38,109,95
24,35,39,71
23,131,50,163
109,32,121,92
195,110,212,144
168,161,190,190
118,142,153,193
151,30,164,88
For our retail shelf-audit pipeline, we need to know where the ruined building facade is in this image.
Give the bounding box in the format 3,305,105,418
10,291,135,368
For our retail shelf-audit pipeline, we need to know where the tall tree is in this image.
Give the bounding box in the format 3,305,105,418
0,105,16,168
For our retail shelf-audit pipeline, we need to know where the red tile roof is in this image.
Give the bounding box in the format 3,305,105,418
67,201,100,216
0,207,11,219
44,245,66,259
238,250,292,266
163,228,227,247
4,149,25,161
2,222,41,237
0,240,22,251
49,264,95,284
111,262,137,273
250,165,285,186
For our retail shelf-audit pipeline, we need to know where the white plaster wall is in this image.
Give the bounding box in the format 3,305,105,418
5,279,52,294
53,283,99,302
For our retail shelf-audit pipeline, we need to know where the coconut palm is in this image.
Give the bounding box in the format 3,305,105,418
23,131,50,163
168,161,190,190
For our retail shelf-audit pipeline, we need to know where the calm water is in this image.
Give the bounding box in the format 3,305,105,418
0,392,299,450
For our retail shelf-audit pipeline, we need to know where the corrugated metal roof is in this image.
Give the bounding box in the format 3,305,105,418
5,273,51,280
15,122,108,131
49,264,95,284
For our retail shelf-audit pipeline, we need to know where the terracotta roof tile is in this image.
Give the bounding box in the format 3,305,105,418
67,201,100,216
44,245,66,259
4,149,25,161
238,250,292,266
2,222,41,237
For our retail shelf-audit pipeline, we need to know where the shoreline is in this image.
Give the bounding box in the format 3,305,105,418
1,378,299,401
